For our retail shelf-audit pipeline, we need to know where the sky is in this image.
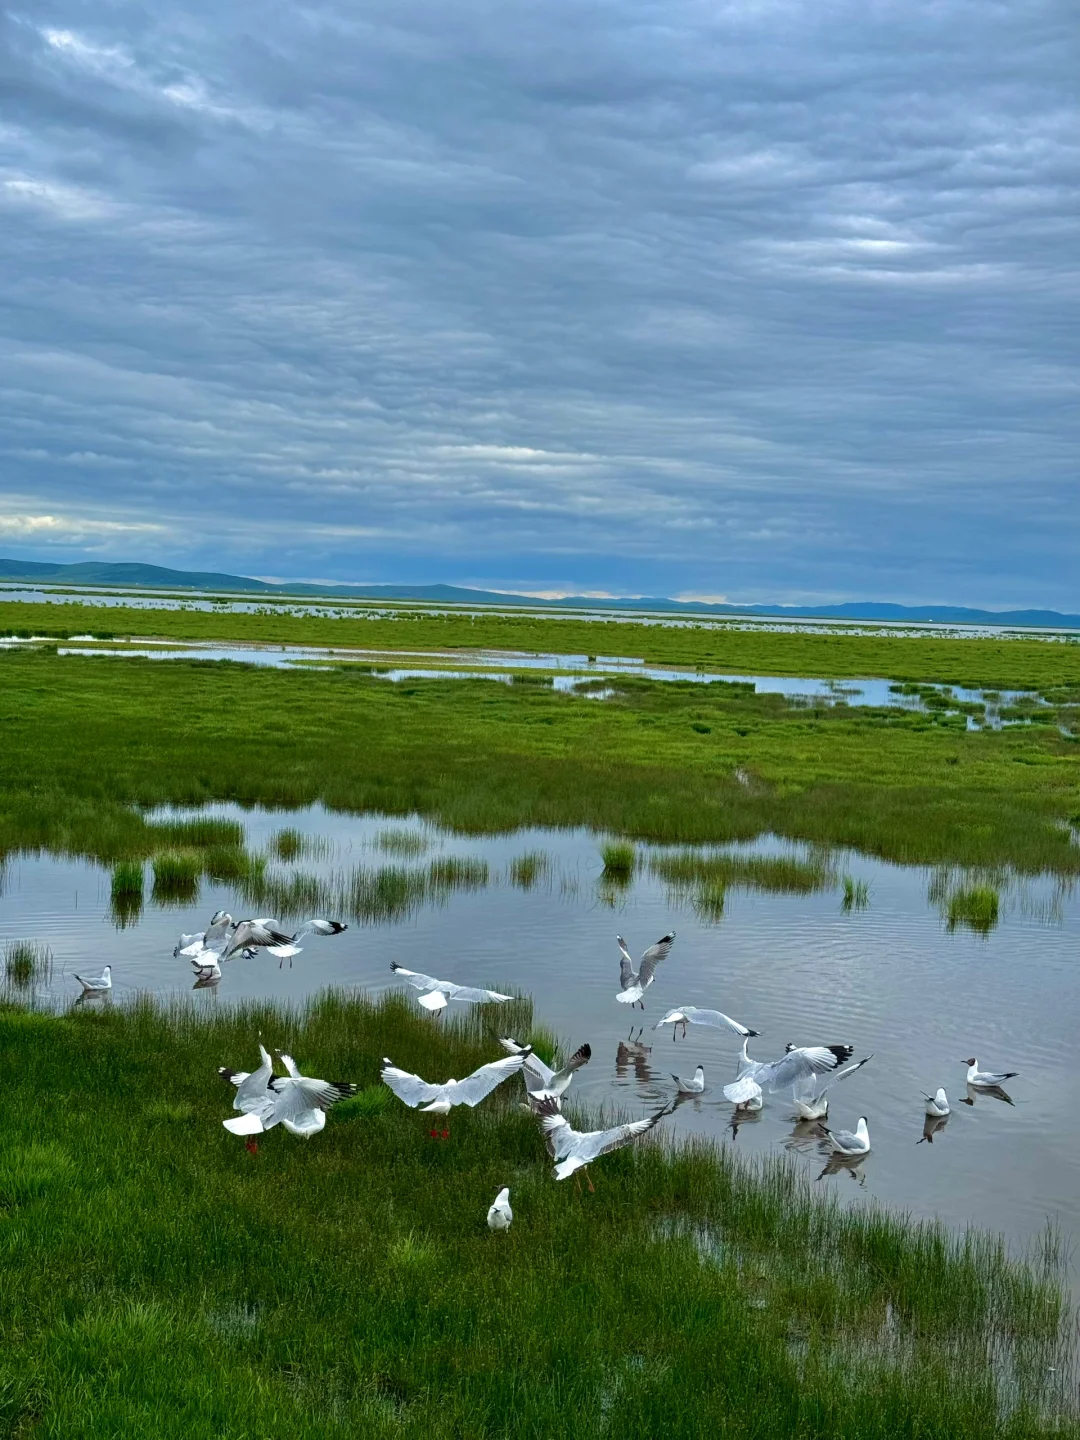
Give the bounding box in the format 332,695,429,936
0,0,1077,606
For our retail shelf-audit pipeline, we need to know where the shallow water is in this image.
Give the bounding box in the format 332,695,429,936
3,805,1078,1273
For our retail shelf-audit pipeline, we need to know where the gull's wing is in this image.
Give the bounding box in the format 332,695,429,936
278,1055,357,1110
291,919,347,939
617,937,635,990
389,962,445,992
445,985,513,1004
450,1052,529,1106
500,1036,555,1089
827,1128,862,1150
380,1060,444,1107
223,1111,266,1135
756,1046,853,1094
576,1105,670,1162
545,1044,592,1095
684,1008,758,1038
204,913,233,945
533,1098,580,1159
636,932,676,988
224,920,291,957
227,1044,274,1113
814,1054,874,1098
723,1074,763,1104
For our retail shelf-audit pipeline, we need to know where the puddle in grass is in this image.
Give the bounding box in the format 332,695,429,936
2,805,1079,1275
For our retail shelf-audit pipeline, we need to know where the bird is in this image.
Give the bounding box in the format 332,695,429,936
380,1050,530,1134
821,1115,871,1157
174,911,233,959
499,1037,591,1106
923,1087,950,1117
724,1043,854,1105
791,1054,874,1121
965,1058,1018,1088
73,964,111,994
533,1095,669,1189
390,962,512,1013
221,918,303,962
616,932,676,1008
654,1006,758,1042
671,1065,705,1095
220,1043,276,1130
487,1187,512,1231
221,1048,356,1138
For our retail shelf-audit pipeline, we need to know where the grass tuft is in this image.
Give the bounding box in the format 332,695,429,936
2,939,52,987
600,840,636,880
151,851,201,904
947,883,1001,934
842,874,872,911
508,850,553,889
376,827,429,857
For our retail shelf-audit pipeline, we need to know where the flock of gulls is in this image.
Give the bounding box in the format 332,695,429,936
74,913,1021,1230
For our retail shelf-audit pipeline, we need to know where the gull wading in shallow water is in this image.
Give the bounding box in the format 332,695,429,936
790,1054,874,1121
672,1065,705,1096
654,1006,759,1042
390,962,513,1013
73,964,111,994
499,1036,592,1108
616,932,676,1008
965,1058,1018,1088
533,1096,670,1190
380,1050,530,1136
487,1188,512,1232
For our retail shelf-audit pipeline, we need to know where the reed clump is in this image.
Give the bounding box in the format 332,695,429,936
842,874,872,911
151,851,202,904
947,884,1001,934
3,939,52,987
376,827,429,857
508,850,553,889
652,848,834,895
600,840,636,881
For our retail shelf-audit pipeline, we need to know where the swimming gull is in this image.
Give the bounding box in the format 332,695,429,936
965,1058,1018,1088
654,1006,758,1042
821,1115,871,1157
533,1095,670,1189
791,1054,874,1121
487,1187,513,1232
390,962,513,1013
923,1087,950,1117
616,932,676,1008
73,964,111,994
671,1064,705,1096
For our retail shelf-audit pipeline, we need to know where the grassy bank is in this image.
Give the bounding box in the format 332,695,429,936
0,992,1073,1439
1,649,1078,872
6,596,1080,688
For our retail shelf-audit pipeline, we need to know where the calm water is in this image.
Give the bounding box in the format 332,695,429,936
3,805,1078,1271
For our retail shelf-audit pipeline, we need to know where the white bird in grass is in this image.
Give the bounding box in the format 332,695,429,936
73,964,111,994
654,1006,759,1042
821,1115,871,1157
220,1047,357,1138
487,1188,512,1231
174,911,233,959
923,1087,950,1117
723,1043,854,1105
499,1037,591,1107
616,932,676,1008
965,1057,1018,1088
533,1096,669,1190
390,962,513,1013
380,1050,531,1135
791,1054,874,1121
672,1065,705,1096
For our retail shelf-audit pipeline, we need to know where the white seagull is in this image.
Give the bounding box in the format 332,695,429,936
533,1095,669,1189
380,1050,530,1133
724,1043,854,1105
821,1115,871,1157
174,911,233,959
791,1054,874,1121
220,1043,276,1128
654,1006,758,1042
221,918,303,962
390,962,512,1013
672,1065,705,1096
73,964,112,994
221,1048,357,1137
487,1187,512,1231
616,932,676,1008
499,1037,592,1106
924,1087,950,1117
965,1057,1018,1088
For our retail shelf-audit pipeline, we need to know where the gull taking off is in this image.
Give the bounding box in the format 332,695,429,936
724,1043,854,1106
655,1006,758,1042
672,1065,705,1096
791,1054,874,1121
390,962,512,1013
924,1088,950,1117
487,1188,512,1231
822,1115,871,1157
73,964,111,994
533,1096,669,1189
381,1050,530,1134
965,1058,1018,1088
616,932,676,1008
175,911,233,959
499,1037,592,1106
221,1048,357,1138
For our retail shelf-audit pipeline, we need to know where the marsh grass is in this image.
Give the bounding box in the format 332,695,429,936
151,851,201,905
652,848,834,896
109,859,144,926
2,939,52,987
692,879,727,922
842,875,872,911
947,884,1001,934
600,840,636,882
508,850,553,889
376,827,430,857
0,990,1073,1437
238,856,491,924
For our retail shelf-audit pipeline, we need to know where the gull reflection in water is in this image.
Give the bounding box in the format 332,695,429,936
917,1114,949,1145
816,1151,869,1186
783,1118,828,1156
960,1084,1015,1108
727,1104,763,1141
615,1034,654,1086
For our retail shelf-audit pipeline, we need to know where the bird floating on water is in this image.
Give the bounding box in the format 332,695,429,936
487,1187,512,1231
390,962,512,1013
821,1115,871,1157
923,1087,950,1117
654,1006,758,1042
73,964,111,994
615,932,675,1008
965,1058,1018,1088
672,1065,705,1095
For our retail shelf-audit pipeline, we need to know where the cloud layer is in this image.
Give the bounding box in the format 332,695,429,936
1,0,1077,603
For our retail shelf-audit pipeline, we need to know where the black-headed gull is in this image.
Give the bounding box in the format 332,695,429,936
380,1050,529,1134
487,1187,512,1231
499,1036,591,1107
672,1065,705,1095
724,1043,854,1105
533,1096,670,1189
390,962,512,1013
654,1006,758,1042
616,932,675,1008
791,1054,874,1121
821,1115,871,1156
965,1058,1018,1088
221,1047,356,1138
175,911,233,959
73,964,111,994
923,1087,950,1117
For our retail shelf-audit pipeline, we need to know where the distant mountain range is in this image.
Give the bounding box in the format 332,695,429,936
1,556,1078,630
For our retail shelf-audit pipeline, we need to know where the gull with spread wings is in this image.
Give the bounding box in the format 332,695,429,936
381,1049,530,1135
390,961,512,1013
616,932,676,1008
533,1095,670,1190
724,1042,854,1106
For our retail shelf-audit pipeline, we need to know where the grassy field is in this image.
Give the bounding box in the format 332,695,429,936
6,595,1080,688
0,991,1073,1439
1,648,1078,872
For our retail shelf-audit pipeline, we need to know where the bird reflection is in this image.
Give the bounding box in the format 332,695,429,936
961,1084,1014,1108
918,1114,949,1144
816,1152,868,1185
615,1034,654,1085
192,974,221,993
783,1118,827,1155
727,1104,762,1140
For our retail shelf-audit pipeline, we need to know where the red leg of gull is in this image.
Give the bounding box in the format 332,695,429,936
585,1168,595,1194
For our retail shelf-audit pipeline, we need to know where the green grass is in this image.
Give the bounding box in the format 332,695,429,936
946,884,1002,935
0,991,1073,1438
2,939,52,987
508,851,553,889
842,875,872,911
151,851,202,905
600,841,636,880
652,848,835,894
376,827,430,857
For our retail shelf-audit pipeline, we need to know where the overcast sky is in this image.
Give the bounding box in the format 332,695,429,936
0,0,1077,604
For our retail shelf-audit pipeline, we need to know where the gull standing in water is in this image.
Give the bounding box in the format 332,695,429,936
724,1044,854,1105
654,1006,759,1043
381,1050,530,1134
487,1188,512,1232
533,1096,669,1189
791,1054,874,1121
821,1116,871,1157
499,1037,592,1108
616,932,676,1009
390,962,513,1013
672,1065,705,1096
73,964,111,995
965,1058,1018,1088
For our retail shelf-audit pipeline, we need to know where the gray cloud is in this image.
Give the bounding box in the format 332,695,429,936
0,0,1076,603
